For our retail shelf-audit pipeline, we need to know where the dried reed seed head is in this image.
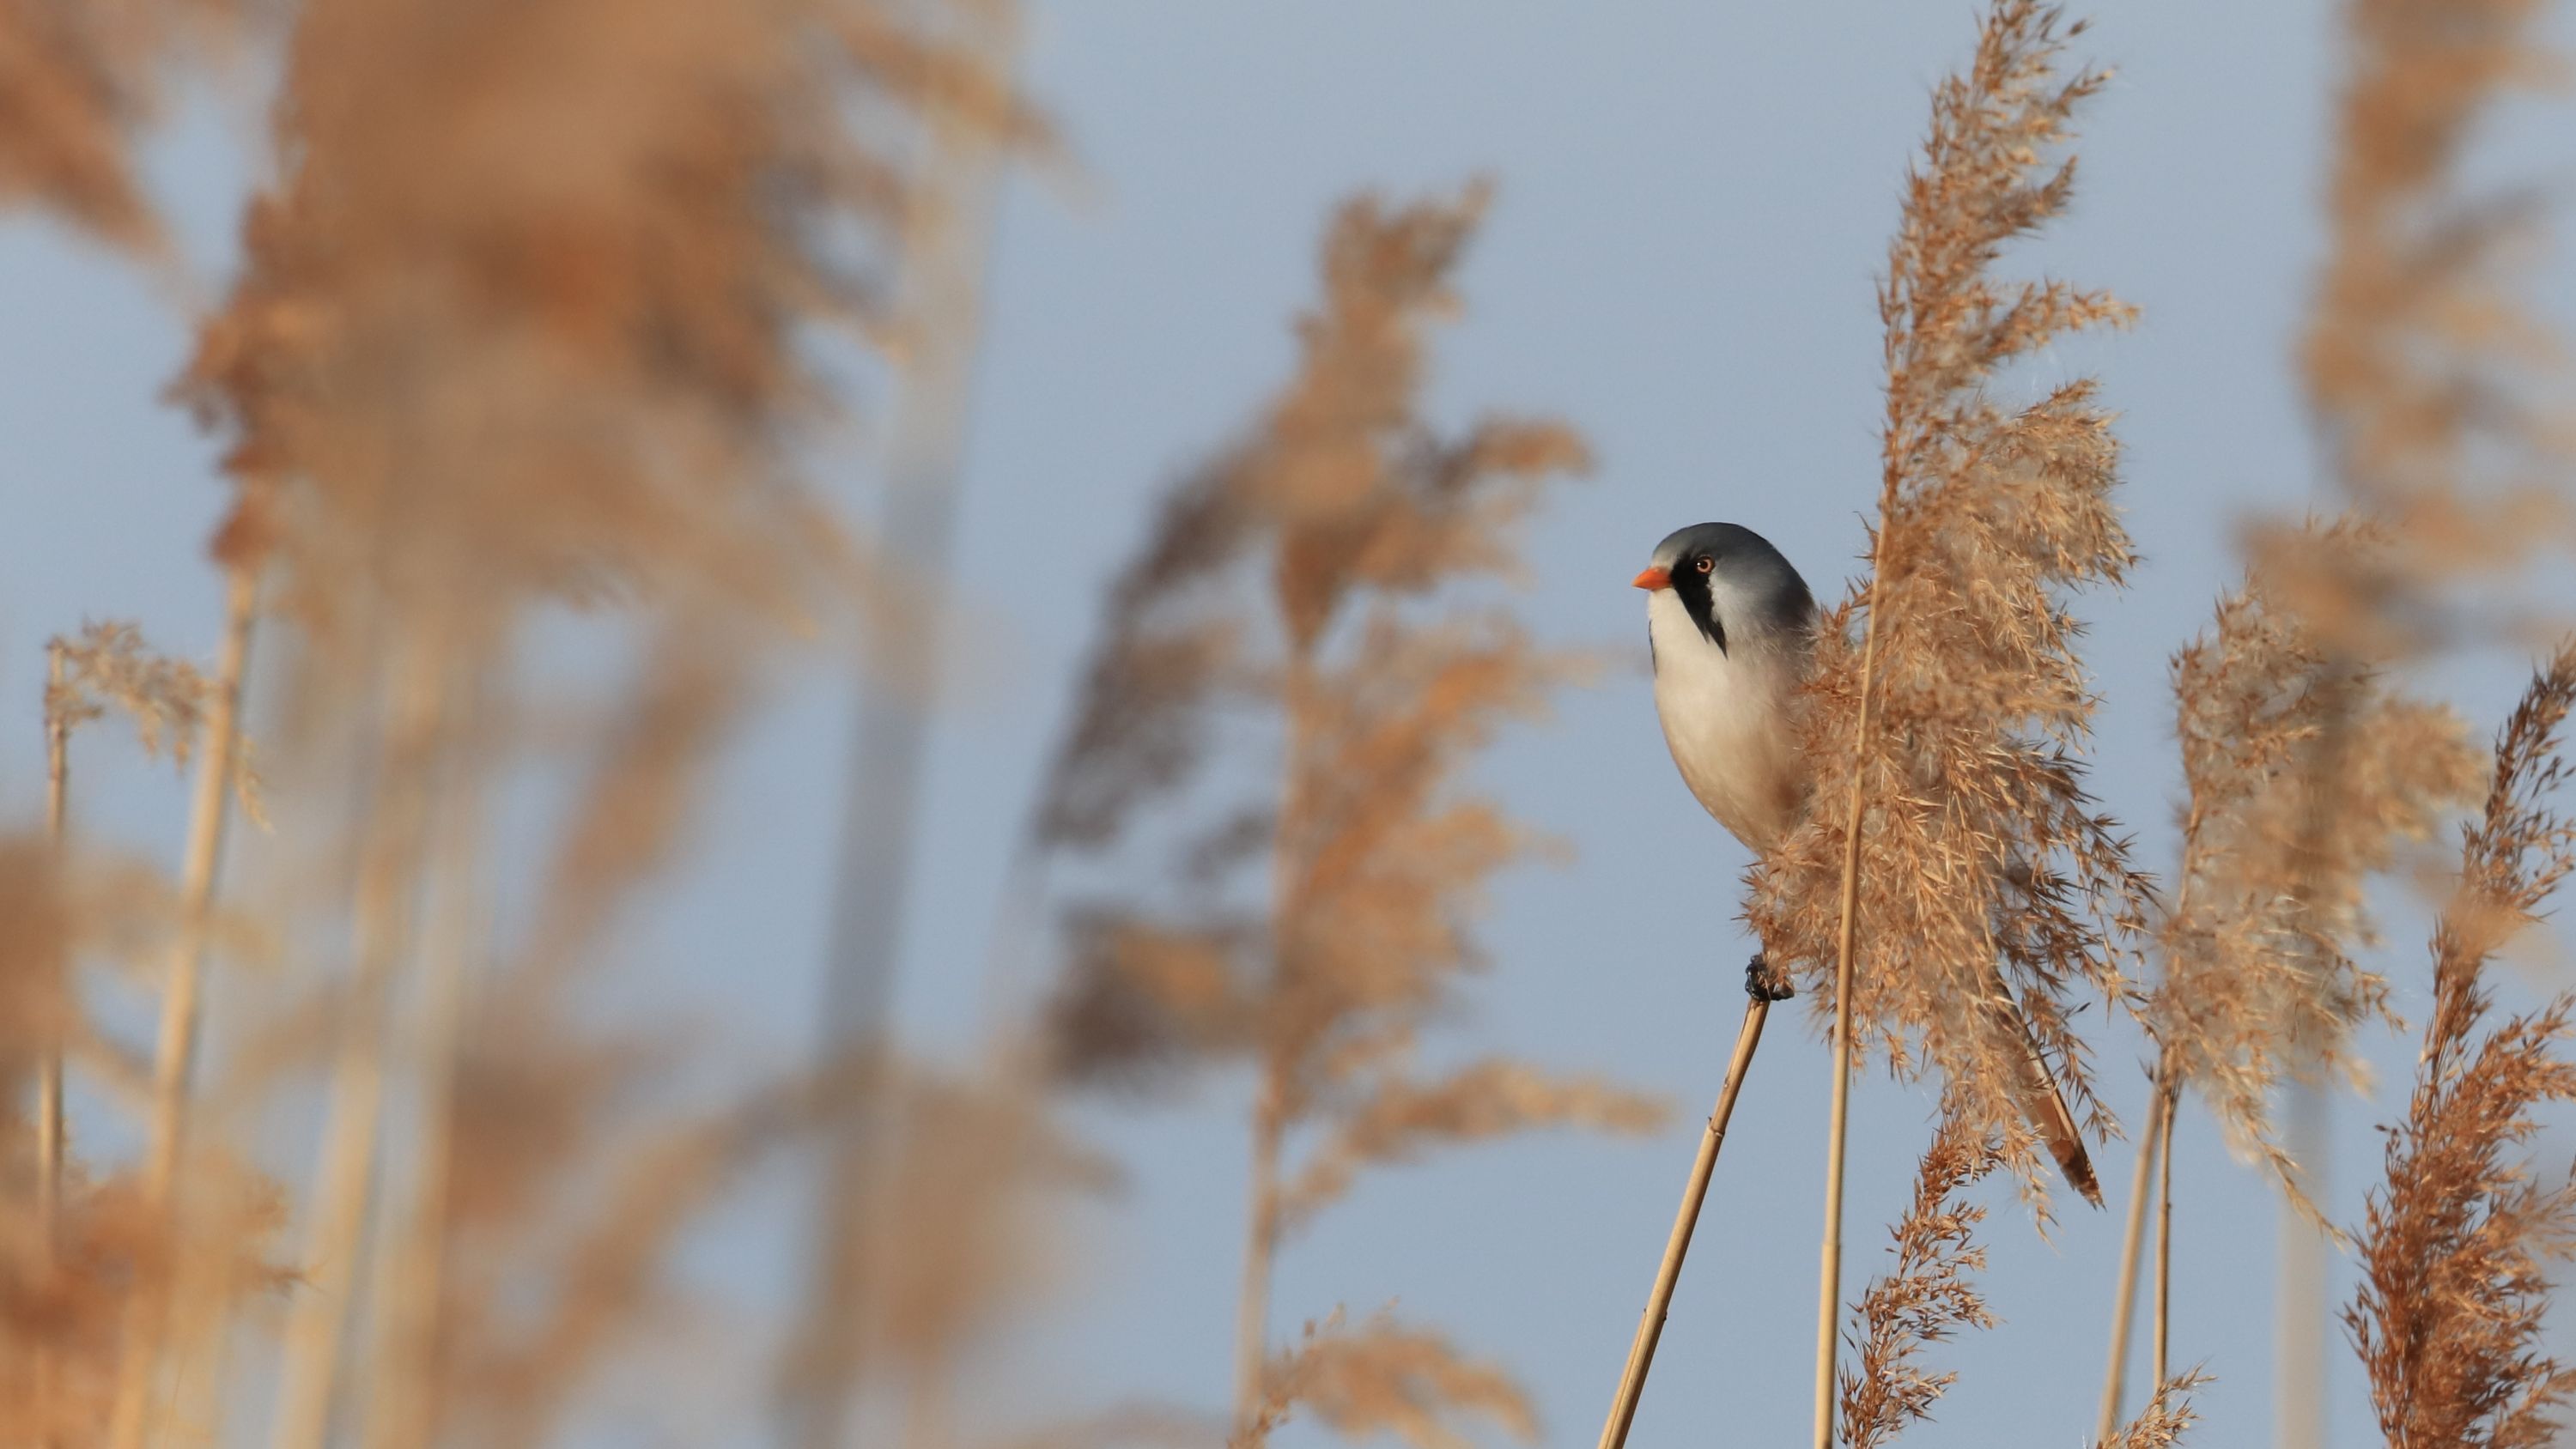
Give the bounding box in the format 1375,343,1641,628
1839,1107,2006,1449
1745,0,2148,1201
1042,183,1592,1100
1034,183,1620,1441
0,0,252,251
2346,645,2576,1448
1253,1309,1536,1449
182,0,1034,666
47,621,213,765
1274,1058,1662,1234
2097,1373,2208,1449
1035,183,1586,857
2300,0,2570,658
0,1151,288,1443
2151,530,2484,1210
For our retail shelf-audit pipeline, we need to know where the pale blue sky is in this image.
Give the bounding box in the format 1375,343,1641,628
3,3,2573,1446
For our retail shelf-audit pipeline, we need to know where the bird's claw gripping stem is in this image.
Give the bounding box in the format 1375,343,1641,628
1745,954,1794,1003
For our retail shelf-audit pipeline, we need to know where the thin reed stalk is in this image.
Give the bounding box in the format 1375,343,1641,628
39,643,69,1251
1596,989,1775,1449
1812,379,1912,1444
2094,1056,2171,1443
360,682,484,1449
1231,641,1315,1428
37,643,69,1446
107,563,260,1449
1813,529,1890,1449
1745,15,2141,1431
2151,1081,2176,1391
274,639,449,1449
1233,1068,1287,1426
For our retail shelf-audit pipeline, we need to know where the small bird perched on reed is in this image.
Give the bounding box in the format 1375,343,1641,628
1636,521,2103,1206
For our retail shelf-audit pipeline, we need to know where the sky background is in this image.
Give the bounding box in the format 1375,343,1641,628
3,2,2575,1446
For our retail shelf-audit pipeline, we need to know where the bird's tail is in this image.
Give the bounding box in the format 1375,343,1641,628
1989,986,2102,1208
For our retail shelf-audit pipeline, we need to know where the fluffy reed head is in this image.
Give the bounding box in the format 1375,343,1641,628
1036,183,1652,1440
2292,0,2568,672
1038,182,1596,1101
2151,527,2484,1210
0,0,251,252
2096,1375,2206,1449
2345,643,2576,1448
1239,1310,1534,1449
180,0,1034,661
1838,1106,2005,1449
1744,0,2148,1202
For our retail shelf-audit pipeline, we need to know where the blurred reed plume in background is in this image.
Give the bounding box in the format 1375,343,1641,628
0,0,2572,1446
1035,184,1662,1446
0,0,259,257
4,0,1048,1443
2099,0,2576,1440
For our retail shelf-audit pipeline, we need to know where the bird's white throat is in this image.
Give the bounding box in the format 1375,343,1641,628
1645,589,1806,854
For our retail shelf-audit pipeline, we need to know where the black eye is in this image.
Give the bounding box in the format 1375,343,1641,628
1694,555,1714,573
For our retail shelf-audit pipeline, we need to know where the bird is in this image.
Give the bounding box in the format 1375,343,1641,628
1635,521,2103,1208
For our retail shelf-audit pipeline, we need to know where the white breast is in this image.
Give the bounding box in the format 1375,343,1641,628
1646,590,1807,855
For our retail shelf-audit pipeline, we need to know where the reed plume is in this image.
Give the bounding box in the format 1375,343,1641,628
1743,0,2144,1200
0,0,252,253
1735,3,2142,1440
2137,1,2575,1440
2095,536,2482,1440
1038,183,1657,1441
2152,544,2483,1204
2301,0,2565,560
34,0,1036,1440
1236,1309,1534,1449
2096,1375,2206,1449
1837,1106,2004,1449
2345,644,2576,1448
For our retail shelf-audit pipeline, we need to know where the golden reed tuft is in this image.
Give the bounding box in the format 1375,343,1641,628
2345,646,2576,1448
1743,0,2149,1209
1037,185,1656,1446
1837,1106,2004,1449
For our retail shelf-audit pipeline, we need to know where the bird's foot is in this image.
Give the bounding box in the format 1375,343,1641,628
1745,954,1795,1003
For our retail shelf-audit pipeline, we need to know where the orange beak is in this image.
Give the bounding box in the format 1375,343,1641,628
1631,566,1671,591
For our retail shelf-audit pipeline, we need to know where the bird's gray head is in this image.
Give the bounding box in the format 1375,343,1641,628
1632,522,1814,653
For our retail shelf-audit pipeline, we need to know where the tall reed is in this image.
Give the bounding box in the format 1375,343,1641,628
1037,183,1659,1443
2346,645,2576,1447
2094,539,2481,1440
107,567,259,1449
1734,3,2145,1440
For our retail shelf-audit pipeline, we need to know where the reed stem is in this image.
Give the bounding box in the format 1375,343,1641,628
1232,1064,1287,1426
2093,1058,2169,1442
2151,1079,2178,1392
38,642,70,1446
107,565,259,1449
39,643,69,1252
1596,988,1776,1449
1815,484,1898,1449
274,639,447,1449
